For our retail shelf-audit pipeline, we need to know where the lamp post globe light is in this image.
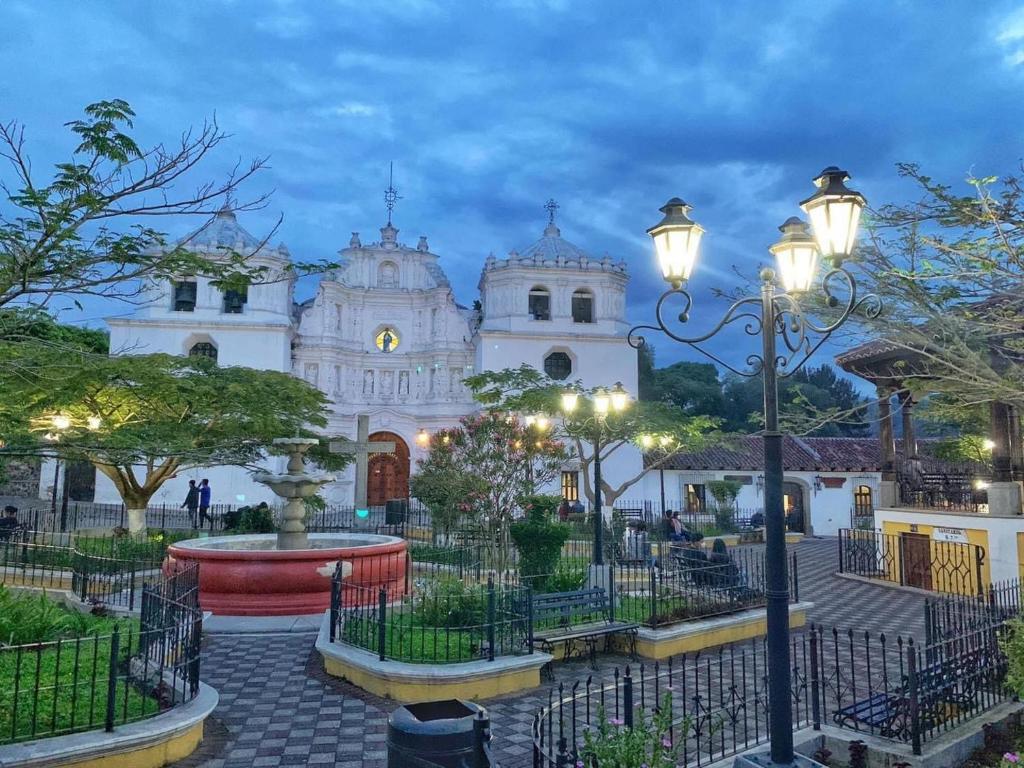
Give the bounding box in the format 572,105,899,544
559,382,630,566
630,168,881,768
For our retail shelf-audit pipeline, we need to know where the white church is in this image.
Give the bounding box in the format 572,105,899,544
101,199,641,509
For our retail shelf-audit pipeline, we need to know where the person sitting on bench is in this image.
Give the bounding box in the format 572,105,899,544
0,505,23,540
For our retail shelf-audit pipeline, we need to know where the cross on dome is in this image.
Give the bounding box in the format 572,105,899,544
383,161,401,225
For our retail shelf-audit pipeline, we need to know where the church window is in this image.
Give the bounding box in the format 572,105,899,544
173,280,197,312
685,483,706,514
529,287,551,320
572,289,594,323
375,327,399,353
222,287,247,314
378,261,399,288
188,342,217,362
561,471,579,502
544,351,572,380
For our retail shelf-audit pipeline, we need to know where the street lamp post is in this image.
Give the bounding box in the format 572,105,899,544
630,168,880,767
560,383,629,566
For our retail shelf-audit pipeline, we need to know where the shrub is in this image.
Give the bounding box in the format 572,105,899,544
1002,617,1024,698
223,504,276,533
510,500,570,591
0,586,126,646
414,578,486,628
581,694,681,768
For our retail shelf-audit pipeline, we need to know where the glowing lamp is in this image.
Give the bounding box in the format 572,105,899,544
648,198,704,285
609,382,629,412
770,218,819,293
799,167,866,262
356,508,370,519
52,414,71,431
640,435,653,449
87,416,102,430
560,391,579,413
593,389,610,416
983,439,996,451
416,429,430,447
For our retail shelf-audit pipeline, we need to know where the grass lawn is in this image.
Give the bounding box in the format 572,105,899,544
0,587,152,745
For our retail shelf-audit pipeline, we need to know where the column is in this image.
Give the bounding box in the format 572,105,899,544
988,401,1022,515
899,390,921,487
878,386,898,508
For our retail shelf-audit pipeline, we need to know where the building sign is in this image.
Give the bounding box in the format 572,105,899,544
933,527,969,544
723,475,753,485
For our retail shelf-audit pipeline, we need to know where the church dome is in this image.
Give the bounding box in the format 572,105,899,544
179,204,261,250
518,221,590,261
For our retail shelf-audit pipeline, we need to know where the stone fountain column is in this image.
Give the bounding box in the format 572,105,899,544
254,438,336,551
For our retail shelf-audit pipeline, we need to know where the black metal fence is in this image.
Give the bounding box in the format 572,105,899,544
837,528,986,596
0,529,174,610
533,616,1010,766
329,570,533,664
0,563,202,745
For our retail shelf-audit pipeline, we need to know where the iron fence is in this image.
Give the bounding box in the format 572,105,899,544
533,616,1010,766
0,529,175,610
837,528,986,596
0,564,202,745
329,570,533,664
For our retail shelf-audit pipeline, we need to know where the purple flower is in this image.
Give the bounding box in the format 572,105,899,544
662,737,672,747
1005,753,1020,764
609,717,624,726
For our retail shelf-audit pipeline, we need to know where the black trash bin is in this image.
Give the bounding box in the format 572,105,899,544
385,498,408,527
387,699,493,768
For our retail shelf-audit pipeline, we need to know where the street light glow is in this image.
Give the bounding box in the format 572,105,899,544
647,198,704,285
51,414,71,431
87,416,102,430
983,438,996,451
560,391,579,413
416,429,430,447
593,389,610,416
799,167,866,261
770,218,819,293
609,382,629,412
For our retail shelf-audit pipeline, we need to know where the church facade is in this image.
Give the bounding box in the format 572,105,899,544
102,202,640,508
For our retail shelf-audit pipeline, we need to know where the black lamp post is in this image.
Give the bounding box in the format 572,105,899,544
559,384,629,566
630,168,880,767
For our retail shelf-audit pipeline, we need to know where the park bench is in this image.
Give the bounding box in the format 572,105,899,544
531,587,638,679
832,654,983,738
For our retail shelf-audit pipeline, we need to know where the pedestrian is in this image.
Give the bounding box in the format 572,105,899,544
0,505,21,540
570,497,584,516
557,498,570,522
198,479,213,530
182,480,200,528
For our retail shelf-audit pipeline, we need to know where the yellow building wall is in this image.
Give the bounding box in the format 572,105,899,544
880,521,990,595
1017,532,1024,582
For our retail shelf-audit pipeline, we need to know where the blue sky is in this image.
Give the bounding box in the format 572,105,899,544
3,0,1024,373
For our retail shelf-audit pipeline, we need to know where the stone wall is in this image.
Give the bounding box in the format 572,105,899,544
0,458,41,498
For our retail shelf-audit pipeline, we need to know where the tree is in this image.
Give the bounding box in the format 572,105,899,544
0,338,348,532
848,165,1024,419
410,411,568,567
466,365,718,509
0,99,285,311
642,358,726,419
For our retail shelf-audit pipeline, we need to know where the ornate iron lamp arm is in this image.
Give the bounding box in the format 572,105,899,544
627,286,766,378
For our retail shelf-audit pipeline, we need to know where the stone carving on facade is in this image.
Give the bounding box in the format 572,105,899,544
398,370,410,397
381,370,395,398
378,261,398,288
304,363,319,387
363,369,374,395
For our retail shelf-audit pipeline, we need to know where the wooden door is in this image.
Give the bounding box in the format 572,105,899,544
901,532,933,590
367,432,409,506
783,482,805,533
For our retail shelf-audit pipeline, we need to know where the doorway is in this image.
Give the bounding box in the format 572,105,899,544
783,481,806,533
900,532,933,590
367,432,409,506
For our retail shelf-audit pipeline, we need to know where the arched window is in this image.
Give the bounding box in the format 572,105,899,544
544,351,572,380
854,485,873,518
529,286,550,320
378,261,399,288
188,342,218,362
572,289,594,323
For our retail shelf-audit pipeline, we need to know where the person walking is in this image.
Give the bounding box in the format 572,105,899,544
182,480,200,528
557,498,570,522
198,479,213,530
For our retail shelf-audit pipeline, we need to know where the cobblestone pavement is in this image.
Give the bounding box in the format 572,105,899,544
172,536,934,768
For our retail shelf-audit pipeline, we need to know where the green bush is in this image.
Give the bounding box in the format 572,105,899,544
511,499,570,591
0,586,129,646
223,504,276,533
1002,617,1024,698
414,578,486,628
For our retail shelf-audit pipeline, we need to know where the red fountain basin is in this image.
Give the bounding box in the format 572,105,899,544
165,533,408,616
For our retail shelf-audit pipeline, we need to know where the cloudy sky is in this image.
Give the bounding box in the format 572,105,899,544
3,0,1024,372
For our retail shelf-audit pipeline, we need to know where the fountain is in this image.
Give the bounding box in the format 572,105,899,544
165,437,408,616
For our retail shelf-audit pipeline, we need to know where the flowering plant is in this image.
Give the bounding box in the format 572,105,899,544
579,695,680,768
1002,752,1021,766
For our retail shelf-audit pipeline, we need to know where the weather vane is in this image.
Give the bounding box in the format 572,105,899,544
384,161,401,225
544,198,559,224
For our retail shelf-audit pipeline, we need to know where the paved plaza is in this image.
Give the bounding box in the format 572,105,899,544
172,537,931,768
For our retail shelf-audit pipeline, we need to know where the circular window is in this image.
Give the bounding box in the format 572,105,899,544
544,351,572,380
375,327,399,353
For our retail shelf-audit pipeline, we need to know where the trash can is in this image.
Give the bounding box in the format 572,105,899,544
623,527,649,563
385,498,408,526
387,699,493,767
